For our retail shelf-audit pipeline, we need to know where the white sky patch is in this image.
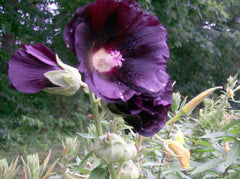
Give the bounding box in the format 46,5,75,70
48,3,59,16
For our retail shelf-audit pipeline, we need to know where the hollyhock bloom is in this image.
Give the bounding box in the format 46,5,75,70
64,0,172,136
108,80,172,136
8,44,82,96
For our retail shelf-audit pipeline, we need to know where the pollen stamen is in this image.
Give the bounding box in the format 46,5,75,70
92,48,124,73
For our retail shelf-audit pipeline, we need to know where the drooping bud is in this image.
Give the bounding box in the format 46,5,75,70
168,140,190,169
118,160,140,179
43,55,82,96
155,131,190,169
93,133,137,163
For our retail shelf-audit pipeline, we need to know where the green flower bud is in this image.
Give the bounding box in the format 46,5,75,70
93,133,137,163
43,55,82,96
119,160,140,179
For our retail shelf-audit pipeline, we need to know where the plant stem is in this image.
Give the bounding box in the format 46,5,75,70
108,164,118,179
89,92,118,178
137,134,143,153
157,125,173,178
89,91,103,136
166,110,185,125
110,117,117,133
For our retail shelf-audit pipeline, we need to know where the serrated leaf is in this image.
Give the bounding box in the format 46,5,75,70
89,167,108,179
77,133,97,139
225,142,240,168
191,158,225,175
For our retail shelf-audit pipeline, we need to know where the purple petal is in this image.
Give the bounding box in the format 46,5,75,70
153,80,173,106
86,0,117,32
8,45,60,93
92,70,136,101
116,59,170,95
22,44,58,66
64,6,86,53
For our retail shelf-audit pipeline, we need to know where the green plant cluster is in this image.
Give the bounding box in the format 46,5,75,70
0,76,239,178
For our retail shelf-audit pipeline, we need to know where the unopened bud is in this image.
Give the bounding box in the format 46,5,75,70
182,86,222,113
119,160,140,179
227,86,234,100
93,133,137,163
43,55,82,96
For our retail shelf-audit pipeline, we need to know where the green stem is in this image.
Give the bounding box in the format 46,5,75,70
157,125,173,178
108,164,118,179
110,117,117,133
166,110,185,125
89,91,103,136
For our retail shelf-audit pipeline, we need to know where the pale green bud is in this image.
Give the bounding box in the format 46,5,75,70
43,55,82,96
182,86,222,113
93,133,137,163
119,160,140,179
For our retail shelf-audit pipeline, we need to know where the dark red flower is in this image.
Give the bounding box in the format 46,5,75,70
64,0,170,101
64,0,172,136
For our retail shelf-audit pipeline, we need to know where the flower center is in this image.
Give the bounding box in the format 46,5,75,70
92,48,125,73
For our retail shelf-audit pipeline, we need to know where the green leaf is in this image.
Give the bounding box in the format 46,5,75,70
200,132,238,138
191,158,225,175
191,139,213,147
220,120,240,131
225,141,240,168
77,133,97,139
193,149,215,153
89,167,108,179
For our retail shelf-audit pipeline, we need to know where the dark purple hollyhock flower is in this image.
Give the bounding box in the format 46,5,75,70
8,44,82,96
64,0,172,136
108,81,172,136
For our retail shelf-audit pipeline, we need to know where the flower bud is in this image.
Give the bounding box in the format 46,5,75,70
43,55,82,96
227,86,234,100
118,160,140,179
93,133,137,163
182,86,222,113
